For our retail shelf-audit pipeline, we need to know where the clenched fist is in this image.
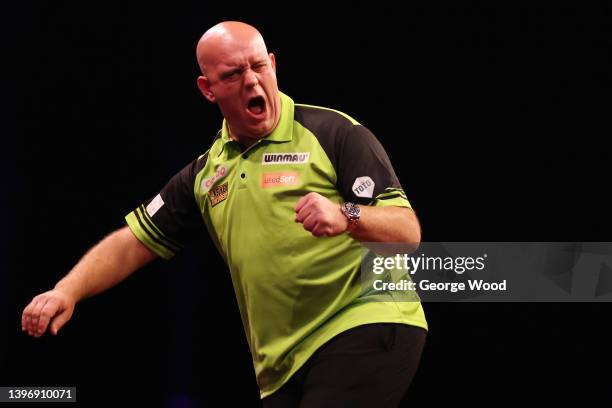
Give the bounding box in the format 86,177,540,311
294,192,349,237
22,289,76,337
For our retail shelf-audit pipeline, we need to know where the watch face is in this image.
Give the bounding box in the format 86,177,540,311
344,203,360,218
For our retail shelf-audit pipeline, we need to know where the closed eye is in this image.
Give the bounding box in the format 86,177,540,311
252,62,267,72
220,68,243,81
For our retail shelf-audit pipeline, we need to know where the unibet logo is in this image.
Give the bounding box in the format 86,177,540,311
352,176,375,198
262,152,310,165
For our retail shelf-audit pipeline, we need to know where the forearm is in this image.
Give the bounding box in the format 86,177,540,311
349,205,421,247
294,193,421,250
55,226,156,302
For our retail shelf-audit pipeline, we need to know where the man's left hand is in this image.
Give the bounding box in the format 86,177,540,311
294,192,348,237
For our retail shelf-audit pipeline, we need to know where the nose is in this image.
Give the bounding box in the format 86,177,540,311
243,68,259,88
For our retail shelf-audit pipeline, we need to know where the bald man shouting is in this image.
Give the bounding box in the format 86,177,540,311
22,21,427,407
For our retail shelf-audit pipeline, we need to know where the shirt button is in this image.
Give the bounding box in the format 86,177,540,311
241,173,246,179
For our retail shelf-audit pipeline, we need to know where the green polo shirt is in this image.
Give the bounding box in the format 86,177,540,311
125,92,427,398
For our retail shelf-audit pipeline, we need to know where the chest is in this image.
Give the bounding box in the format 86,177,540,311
195,140,339,231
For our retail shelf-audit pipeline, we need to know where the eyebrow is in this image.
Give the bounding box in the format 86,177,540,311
219,60,267,80
220,67,244,80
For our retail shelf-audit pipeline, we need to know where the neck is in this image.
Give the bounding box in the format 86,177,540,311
228,130,261,150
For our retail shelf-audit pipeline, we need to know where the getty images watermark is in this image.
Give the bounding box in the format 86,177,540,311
360,242,612,302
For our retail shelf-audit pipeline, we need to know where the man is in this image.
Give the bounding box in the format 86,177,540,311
22,21,427,407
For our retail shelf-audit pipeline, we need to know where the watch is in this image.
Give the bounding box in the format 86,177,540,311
340,202,361,232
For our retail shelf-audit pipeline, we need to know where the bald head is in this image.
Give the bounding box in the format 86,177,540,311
196,21,267,75
194,21,281,146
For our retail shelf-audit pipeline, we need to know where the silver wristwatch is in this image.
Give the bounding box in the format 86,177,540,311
340,202,361,231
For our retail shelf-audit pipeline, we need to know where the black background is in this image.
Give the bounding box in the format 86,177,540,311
2,1,611,407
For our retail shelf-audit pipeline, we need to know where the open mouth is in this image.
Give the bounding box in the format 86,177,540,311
247,96,266,115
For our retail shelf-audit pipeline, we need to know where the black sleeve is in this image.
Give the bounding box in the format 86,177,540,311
125,154,207,259
295,106,410,207
333,123,407,206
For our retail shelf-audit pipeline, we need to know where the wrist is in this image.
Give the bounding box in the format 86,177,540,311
54,280,80,303
340,202,361,232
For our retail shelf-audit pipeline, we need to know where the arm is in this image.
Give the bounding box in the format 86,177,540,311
295,192,421,251
22,152,209,338
348,204,420,245
21,226,157,337
293,117,421,252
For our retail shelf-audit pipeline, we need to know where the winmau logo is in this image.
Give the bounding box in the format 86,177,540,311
262,152,310,165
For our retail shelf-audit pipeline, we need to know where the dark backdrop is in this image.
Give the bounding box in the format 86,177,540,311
2,2,611,407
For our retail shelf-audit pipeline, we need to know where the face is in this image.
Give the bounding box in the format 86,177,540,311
197,36,281,144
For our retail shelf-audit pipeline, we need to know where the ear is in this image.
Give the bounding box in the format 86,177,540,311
269,52,276,72
197,76,216,103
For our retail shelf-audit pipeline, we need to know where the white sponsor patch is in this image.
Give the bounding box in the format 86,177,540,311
146,194,165,217
262,152,310,165
201,164,228,193
352,176,375,198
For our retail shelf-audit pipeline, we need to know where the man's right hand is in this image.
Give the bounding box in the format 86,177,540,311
20,226,158,338
21,289,76,337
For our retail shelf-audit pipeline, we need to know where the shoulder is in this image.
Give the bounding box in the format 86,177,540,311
177,130,222,183
294,103,361,140
199,130,224,165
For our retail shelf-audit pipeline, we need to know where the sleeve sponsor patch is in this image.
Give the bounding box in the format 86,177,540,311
352,176,375,198
146,194,165,217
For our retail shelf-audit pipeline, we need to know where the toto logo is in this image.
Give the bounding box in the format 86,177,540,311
352,176,375,198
